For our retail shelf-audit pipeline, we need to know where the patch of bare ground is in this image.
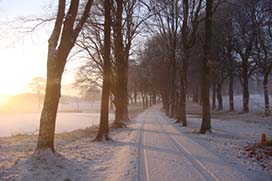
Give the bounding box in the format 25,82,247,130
239,141,272,171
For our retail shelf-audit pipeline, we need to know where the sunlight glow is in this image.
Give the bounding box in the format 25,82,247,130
0,94,9,106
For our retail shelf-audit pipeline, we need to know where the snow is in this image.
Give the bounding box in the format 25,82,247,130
0,112,114,137
0,126,138,180
134,106,272,180
1,103,272,180
221,94,272,112
0,100,112,137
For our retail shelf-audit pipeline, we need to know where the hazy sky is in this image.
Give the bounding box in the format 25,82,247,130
0,0,77,96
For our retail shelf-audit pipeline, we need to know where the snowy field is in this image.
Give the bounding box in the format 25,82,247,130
0,112,114,137
0,101,115,137
215,94,272,112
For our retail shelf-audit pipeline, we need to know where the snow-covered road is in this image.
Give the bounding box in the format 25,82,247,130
135,105,270,181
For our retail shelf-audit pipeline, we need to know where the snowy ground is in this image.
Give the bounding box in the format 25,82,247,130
0,101,114,137
220,94,272,112
0,103,272,180
0,112,114,137
0,125,138,180
136,105,272,180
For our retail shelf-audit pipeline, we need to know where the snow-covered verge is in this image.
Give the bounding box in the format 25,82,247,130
0,124,139,180
221,94,272,113
168,110,272,177
0,103,143,181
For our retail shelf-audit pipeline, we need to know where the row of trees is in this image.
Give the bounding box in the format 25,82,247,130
128,0,272,132
36,0,151,153
128,0,217,133
34,0,272,154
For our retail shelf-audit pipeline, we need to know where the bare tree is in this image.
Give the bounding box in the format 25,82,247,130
178,0,203,126
36,0,93,153
232,0,258,113
200,0,214,134
94,0,112,141
252,0,272,115
149,0,182,118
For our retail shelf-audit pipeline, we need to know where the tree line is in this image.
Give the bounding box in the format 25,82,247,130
129,0,272,133
34,0,272,154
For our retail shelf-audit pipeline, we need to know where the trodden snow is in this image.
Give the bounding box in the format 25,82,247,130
0,104,271,180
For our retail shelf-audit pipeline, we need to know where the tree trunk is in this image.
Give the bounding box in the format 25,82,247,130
263,73,270,116
95,0,111,141
112,0,126,128
142,94,145,109
200,0,213,134
242,59,249,113
36,0,94,151
149,93,152,107
193,87,199,103
228,73,234,111
216,82,223,110
152,91,156,104
145,93,149,109
122,60,129,121
37,72,61,151
170,49,176,118
179,62,187,126
212,77,216,110
162,90,170,115
134,90,137,103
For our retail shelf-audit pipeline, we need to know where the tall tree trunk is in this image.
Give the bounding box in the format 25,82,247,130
228,73,234,111
193,87,199,103
142,93,145,109
170,49,176,118
242,60,249,113
113,0,126,128
37,71,61,151
95,0,111,141
152,91,156,104
122,60,129,121
216,82,223,110
36,0,93,152
134,90,137,103
164,90,170,115
145,93,149,109
263,73,270,116
200,0,213,134
179,62,187,126
110,94,114,110
212,77,216,110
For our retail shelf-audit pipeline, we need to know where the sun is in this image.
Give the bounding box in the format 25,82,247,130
0,94,9,106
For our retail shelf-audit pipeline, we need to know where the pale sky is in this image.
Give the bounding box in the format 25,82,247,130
0,0,77,96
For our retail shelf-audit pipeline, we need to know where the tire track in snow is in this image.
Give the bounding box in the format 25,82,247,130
157,116,220,181
137,118,150,181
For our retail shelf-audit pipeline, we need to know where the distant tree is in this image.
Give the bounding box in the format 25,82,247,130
28,76,45,108
252,0,272,116
232,0,259,113
149,0,182,118
178,0,204,126
36,0,93,153
112,0,151,128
